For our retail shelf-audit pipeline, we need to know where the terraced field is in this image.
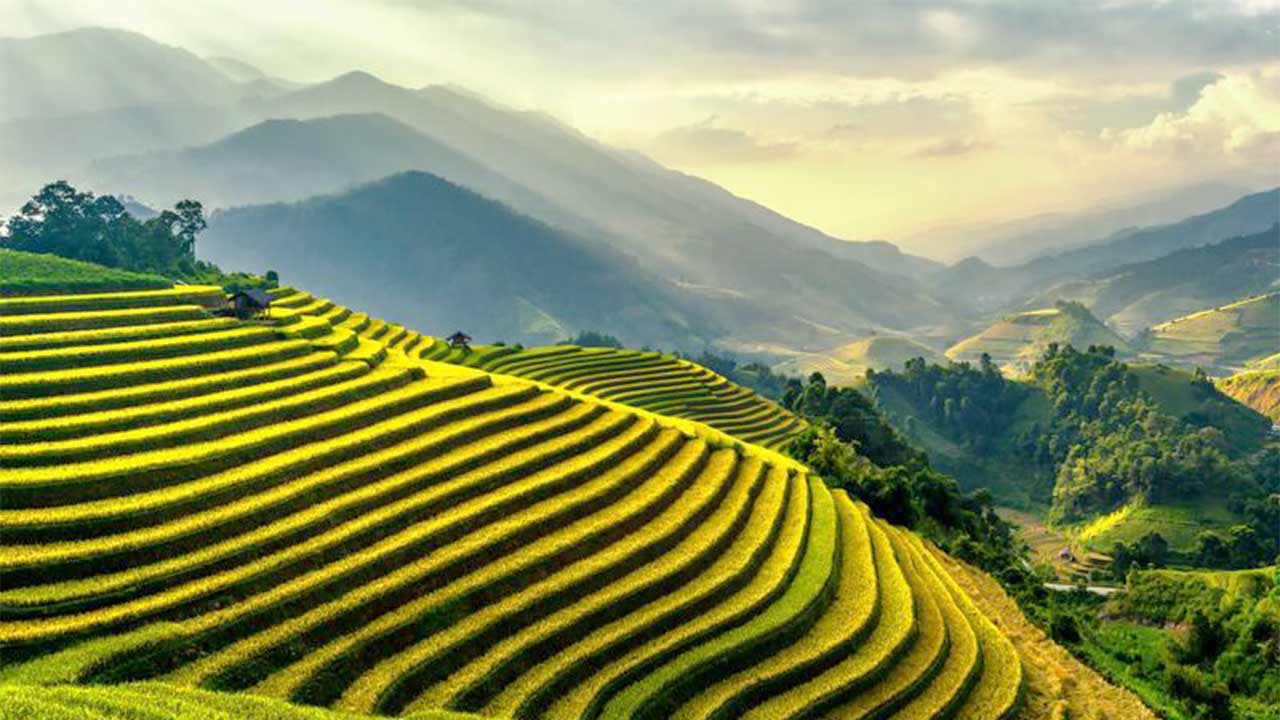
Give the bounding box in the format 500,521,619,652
1142,292,1280,374
947,305,1130,375
1,283,1025,719
412,338,807,450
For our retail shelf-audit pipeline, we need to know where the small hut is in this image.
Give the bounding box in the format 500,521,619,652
227,289,272,319
446,331,472,350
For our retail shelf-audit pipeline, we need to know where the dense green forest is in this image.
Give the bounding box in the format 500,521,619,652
867,345,1277,570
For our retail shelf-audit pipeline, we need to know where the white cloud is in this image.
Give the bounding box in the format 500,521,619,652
1104,69,1280,159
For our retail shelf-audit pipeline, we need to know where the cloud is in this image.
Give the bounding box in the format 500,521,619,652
395,0,1280,82
1103,69,1280,159
650,116,798,164
909,136,991,158
1031,71,1227,133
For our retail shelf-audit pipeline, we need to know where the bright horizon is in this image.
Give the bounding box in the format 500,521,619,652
3,0,1278,256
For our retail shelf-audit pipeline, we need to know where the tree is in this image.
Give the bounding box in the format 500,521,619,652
2,182,207,278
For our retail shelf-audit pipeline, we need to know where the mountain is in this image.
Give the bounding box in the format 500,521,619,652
0,27,242,121
1029,224,1280,335
200,171,730,348
946,302,1130,374
1137,292,1280,375
62,67,948,343
88,114,582,232
904,181,1252,265
933,189,1280,312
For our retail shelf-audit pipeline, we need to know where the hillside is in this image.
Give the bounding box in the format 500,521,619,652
0,280,1028,720
0,249,170,295
1139,292,1280,374
87,114,582,233
946,303,1129,374
0,28,244,121
868,349,1270,558
1030,224,1280,336
413,340,806,450
1218,369,1280,421
199,171,729,349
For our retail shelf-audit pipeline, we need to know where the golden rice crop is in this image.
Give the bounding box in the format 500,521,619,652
283,432,709,714
0,351,339,423
0,286,223,315
917,540,1023,720
874,530,981,720
0,393,582,611
0,373,447,508
360,446,742,714
1,366,415,467
0,361,371,444
0,304,212,336
600,477,839,720
0,411,642,649
0,317,238,353
142,413,651,687
0,379,518,545
0,339,312,400
0,324,282,373
474,459,783,718
674,490,879,720
538,470,811,720
738,504,917,720
426,455,765,713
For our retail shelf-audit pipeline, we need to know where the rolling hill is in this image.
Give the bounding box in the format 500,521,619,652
1138,292,1280,374
1029,224,1280,336
946,303,1130,374
0,277,1029,720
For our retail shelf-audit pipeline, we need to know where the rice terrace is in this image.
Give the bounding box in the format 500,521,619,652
1,3,1278,719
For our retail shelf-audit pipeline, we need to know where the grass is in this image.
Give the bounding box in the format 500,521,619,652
0,248,170,295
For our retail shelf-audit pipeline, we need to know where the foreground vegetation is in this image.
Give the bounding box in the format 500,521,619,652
0,279,1027,719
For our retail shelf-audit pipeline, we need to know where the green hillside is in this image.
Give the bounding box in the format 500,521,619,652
868,347,1272,560
0,248,170,295
1139,292,1279,374
0,282,1026,719
1031,224,1280,336
946,302,1130,375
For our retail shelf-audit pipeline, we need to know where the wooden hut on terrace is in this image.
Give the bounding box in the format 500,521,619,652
446,331,472,350
225,288,272,319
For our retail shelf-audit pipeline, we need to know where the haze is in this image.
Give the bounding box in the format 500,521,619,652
3,0,1278,258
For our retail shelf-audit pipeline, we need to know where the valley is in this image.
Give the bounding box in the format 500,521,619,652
1,12,1277,720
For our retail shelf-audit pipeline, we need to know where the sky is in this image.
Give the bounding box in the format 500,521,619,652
3,0,1278,250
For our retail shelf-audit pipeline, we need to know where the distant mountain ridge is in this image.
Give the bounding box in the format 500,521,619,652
0,29,952,347
1030,224,1280,335
200,171,732,348
906,182,1252,265
933,189,1280,313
